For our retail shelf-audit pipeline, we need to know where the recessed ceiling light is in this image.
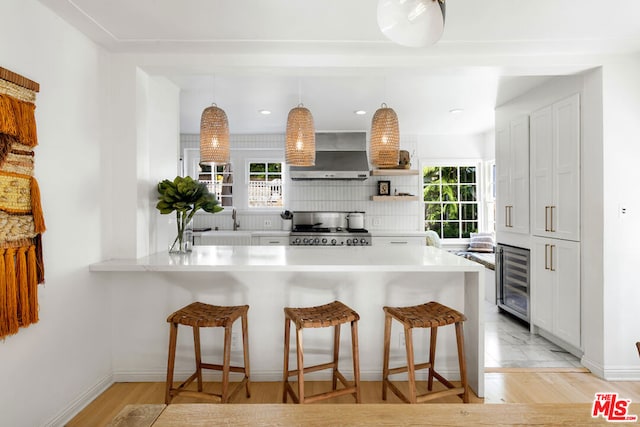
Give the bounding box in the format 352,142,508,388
258,109,271,115
449,108,464,114
354,110,367,115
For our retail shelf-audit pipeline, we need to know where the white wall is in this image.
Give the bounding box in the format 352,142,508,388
600,57,640,379
0,1,111,426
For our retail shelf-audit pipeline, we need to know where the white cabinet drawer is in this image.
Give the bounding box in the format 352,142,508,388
372,236,425,246
256,236,289,246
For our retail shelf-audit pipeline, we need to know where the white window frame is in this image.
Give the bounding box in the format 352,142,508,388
246,159,284,210
419,159,485,243
182,148,234,209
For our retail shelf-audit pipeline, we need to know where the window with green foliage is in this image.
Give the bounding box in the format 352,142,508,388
423,165,478,239
248,161,283,208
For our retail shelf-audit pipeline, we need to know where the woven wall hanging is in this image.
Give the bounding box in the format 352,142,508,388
0,66,45,340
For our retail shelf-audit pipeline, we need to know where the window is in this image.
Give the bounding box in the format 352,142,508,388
423,165,479,239
248,161,283,208
200,163,233,207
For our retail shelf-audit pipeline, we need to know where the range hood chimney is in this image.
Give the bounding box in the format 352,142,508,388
289,132,370,180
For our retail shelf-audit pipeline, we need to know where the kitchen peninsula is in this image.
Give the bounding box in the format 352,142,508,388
90,245,485,397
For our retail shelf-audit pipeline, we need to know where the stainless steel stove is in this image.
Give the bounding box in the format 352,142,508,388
289,211,372,246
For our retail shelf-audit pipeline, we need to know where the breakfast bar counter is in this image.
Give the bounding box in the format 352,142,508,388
91,246,485,397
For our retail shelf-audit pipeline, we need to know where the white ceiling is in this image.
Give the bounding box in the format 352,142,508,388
37,0,640,135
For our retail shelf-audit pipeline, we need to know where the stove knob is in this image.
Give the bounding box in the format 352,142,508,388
331,239,337,245
346,239,352,246
361,239,368,245
314,237,320,244
294,238,301,245
303,238,309,244
322,238,327,244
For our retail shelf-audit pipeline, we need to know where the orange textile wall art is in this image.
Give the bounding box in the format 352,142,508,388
0,67,45,339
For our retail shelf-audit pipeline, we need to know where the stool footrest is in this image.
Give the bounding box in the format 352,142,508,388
416,387,465,403
387,362,432,376
286,361,336,378
200,362,248,374
304,386,358,404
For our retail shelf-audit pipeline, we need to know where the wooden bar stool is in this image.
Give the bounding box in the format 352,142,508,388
283,300,361,404
165,302,250,404
382,301,469,404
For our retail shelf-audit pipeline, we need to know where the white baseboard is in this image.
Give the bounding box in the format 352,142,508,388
44,373,114,427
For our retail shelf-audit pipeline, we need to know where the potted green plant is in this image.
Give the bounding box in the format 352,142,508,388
156,176,223,253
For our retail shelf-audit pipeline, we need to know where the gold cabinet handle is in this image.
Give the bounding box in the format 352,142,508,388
544,244,549,270
545,206,549,231
550,206,555,232
550,244,555,271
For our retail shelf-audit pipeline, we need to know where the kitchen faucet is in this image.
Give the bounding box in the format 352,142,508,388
232,208,239,231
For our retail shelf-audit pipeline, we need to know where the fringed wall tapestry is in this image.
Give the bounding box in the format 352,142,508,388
0,66,45,339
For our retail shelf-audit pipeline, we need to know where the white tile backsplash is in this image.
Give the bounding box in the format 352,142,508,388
183,134,422,232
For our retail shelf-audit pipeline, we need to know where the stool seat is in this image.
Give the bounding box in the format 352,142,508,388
382,301,468,404
285,301,360,329
167,302,247,328
283,300,361,404
383,301,466,328
165,302,250,405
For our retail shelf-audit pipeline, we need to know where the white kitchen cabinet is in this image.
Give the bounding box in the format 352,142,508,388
194,232,252,246
531,237,581,348
256,236,289,246
496,115,529,235
530,93,580,241
372,236,425,246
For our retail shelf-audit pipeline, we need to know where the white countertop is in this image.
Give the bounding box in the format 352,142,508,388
90,245,483,273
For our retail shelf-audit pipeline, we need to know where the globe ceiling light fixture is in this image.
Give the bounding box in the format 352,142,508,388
370,103,400,168
377,0,446,48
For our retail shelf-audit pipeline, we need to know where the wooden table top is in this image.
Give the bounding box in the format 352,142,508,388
116,402,629,426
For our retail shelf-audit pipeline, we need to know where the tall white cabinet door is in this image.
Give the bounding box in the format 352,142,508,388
495,126,510,233
552,239,581,348
531,239,553,332
530,106,554,237
552,94,581,241
530,94,580,241
510,116,530,234
531,237,581,349
496,116,529,235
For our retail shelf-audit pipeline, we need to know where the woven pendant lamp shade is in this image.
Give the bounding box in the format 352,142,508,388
200,104,230,164
285,105,315,166
370,103,400,167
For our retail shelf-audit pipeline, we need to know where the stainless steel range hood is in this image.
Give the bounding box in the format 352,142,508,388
289,132,370,180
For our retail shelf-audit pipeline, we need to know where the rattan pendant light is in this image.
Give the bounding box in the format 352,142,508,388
370,103,400,168
285,103,315,166
200,103,229,164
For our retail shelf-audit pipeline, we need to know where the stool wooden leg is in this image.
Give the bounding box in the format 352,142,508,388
428,326,438,392
455,321,469,403
382,313,392,401
242,311,251,398
165,322,178,404
193,326,203,392
282,317,291,403
221,324,232,403
332,324,341,391
351,320,361,403
296,327,305,403
405,326,417,403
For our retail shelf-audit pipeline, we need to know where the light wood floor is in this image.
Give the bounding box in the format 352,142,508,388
68,372,640,427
